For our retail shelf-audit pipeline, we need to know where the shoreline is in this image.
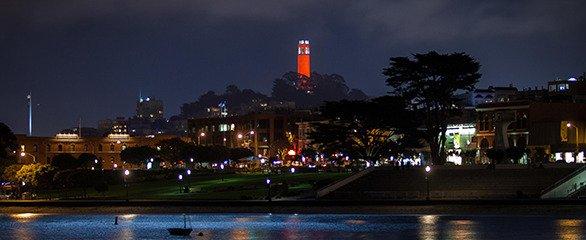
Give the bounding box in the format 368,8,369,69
1,200,585,215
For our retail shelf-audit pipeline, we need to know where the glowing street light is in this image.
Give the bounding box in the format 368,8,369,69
290,167,296,174
19,152,36,163
567,122,580,154
186,169,191,175
237,133,243,139
123,170,130,201
424,166,431,201
220,164,225,181
266,178,272,202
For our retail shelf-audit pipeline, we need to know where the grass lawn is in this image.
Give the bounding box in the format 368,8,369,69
40,172,350,200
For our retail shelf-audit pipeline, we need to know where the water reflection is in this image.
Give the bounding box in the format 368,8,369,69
556,219,583,240
9,213,43,223
230,228,249,240
418,215,439,240
0,213,584,239
448,219,476,240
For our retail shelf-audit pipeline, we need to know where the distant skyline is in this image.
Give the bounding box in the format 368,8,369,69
1,0,585,136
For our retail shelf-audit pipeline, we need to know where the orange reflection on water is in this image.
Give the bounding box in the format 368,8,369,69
557,219,583,240
230,228,249,240
9,213,43,223
448,219,476,240
418,215,439,240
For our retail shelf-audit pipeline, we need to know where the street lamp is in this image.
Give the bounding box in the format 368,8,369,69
567,122,580,156
123,169,130,202
266,178,272,202
220,163,225,181
19,152,36,163
198,132,206,145
178,174,184,193
424,166,431,201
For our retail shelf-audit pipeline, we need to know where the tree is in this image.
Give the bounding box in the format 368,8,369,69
120,146,157,165
157,138,190,164
2,164,23,182
309,97,421,162
0,123,18,174
77,153,99,169
51,153,79,170
384,51,481,165
15,164,54,189
229,148,254,160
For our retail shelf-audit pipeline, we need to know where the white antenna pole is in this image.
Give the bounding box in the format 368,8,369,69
27,93,32,136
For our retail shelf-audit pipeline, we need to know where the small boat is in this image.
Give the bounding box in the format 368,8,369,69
167,228,193,236
167,214,193,236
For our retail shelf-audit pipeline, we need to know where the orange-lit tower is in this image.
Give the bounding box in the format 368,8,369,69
297,40,311,78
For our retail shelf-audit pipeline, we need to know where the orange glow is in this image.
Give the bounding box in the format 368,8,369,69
297,40,311,78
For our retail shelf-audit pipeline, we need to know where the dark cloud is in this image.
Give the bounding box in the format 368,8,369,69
1,0,585,135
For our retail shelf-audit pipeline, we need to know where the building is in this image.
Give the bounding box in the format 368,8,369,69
297,40,310,78
188,110,317,158
136,96,164,121
15,133,183,169
474,100,586,163
296,40,312,91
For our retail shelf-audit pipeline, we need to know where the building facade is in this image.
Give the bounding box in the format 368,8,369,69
15,133,183,169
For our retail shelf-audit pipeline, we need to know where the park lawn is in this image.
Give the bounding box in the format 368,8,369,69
39,172,350,200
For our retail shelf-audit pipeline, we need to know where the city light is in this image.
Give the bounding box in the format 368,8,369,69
124,169,130,176
288,149,296,156
425,166,431,173
187,169,191,175
20,152,25,157
200,132,206,137
266,178,271,185
290,167,296,173
237,133,243,139
178,174,183,180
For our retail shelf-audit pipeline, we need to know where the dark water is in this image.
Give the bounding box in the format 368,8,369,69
0,213,584,239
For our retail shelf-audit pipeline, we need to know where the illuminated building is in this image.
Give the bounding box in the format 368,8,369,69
297,40,312,91
297,40,310,78
14,133,185,169
188,111,318,159
136,96,164,120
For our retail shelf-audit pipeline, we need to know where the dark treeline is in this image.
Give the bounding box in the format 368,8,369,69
180,71,368,117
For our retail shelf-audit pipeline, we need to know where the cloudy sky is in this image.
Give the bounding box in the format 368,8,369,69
1,0,585,135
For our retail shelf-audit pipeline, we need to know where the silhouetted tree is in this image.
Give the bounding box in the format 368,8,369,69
384,51,481,165
120,146,158,165
51,153,80,170
0,123,17,174
158,138,190,164
77,153,99,169
309,96,421,161
229,148,254,160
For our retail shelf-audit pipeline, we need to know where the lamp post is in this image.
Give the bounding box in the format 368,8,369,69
123,169,130,202
198,132,206,145
424,166,431,201
178,174,184,193
19,152,36,163
266,178,272,202
186,169,191,193
567,122,580,157
220,163,225,181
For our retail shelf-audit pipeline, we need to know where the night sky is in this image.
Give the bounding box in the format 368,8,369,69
1,0,585,136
